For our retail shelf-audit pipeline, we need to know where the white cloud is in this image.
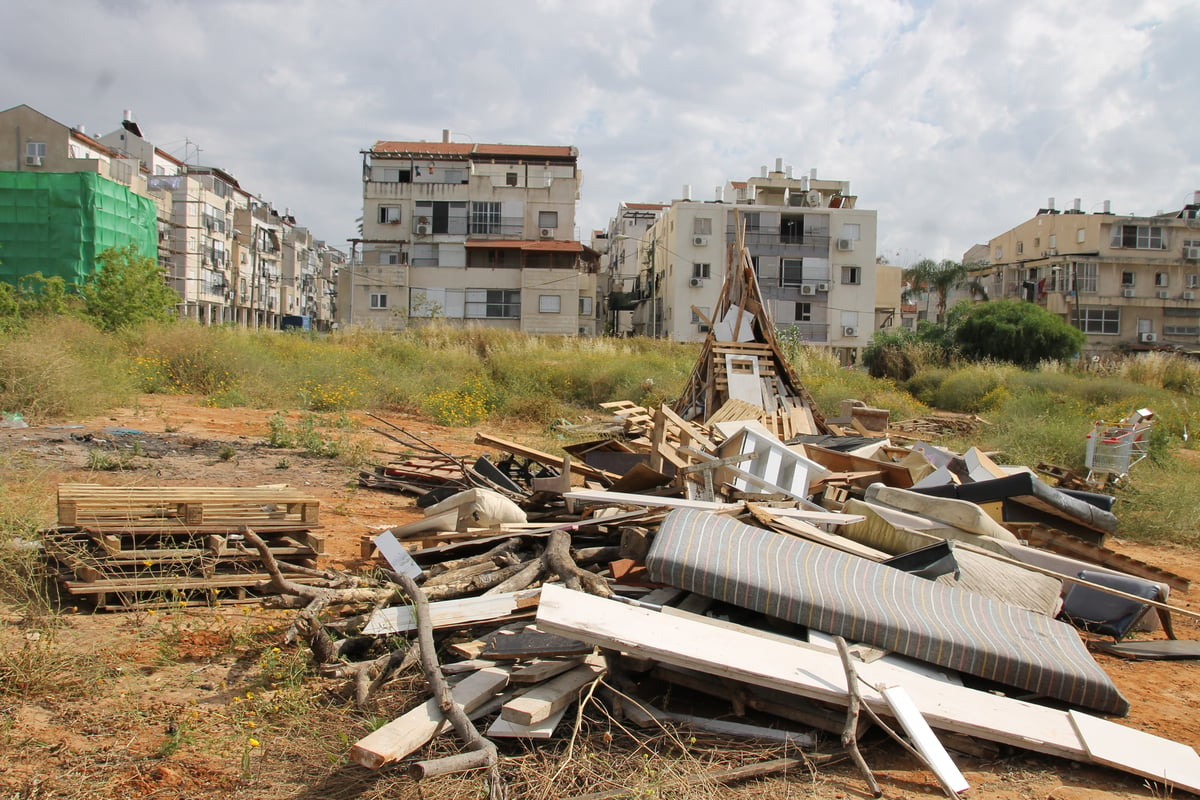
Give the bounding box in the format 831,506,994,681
1,0,1197,262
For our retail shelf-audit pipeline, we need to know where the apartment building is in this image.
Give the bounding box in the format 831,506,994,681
619,161,880,363
348,132,596,334
0,104,162,285
982,194,1200,353
0,104,334,329
593,202,667,335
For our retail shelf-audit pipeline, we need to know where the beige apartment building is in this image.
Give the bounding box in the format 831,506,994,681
593,202,667,335
983,194,1200,353
347,133,597,334
617,161,881,363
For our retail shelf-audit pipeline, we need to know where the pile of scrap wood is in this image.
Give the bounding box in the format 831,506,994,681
326,226,1200,796
321,408,1200,797
42,484,326,609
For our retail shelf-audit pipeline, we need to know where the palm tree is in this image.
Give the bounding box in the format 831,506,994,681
902,259,988,323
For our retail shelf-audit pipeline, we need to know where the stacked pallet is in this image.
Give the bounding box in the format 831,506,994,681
44,484,325,609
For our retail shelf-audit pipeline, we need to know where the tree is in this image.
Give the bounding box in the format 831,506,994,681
903,259,988,324
954,299,1085,366
80,245,180,331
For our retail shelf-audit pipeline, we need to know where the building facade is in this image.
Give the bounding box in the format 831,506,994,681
0,104,335,330
593,202,667,336
348,133,596,334
617,161,880,363
982,194,1200,353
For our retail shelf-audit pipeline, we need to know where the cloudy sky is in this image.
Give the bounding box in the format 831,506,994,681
3,0,1197,264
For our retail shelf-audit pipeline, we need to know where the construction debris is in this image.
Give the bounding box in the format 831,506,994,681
32,228,1200,798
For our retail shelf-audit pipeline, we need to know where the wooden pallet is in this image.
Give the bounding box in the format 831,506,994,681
57,485,320,528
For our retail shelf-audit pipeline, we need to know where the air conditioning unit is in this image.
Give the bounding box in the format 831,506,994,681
689,277,704,288
415,224,429,235
837,238,855,251
1157,290,1170,299
24,155,42,166
1121,288,1135,298
799,284,816,295
540,228,553,239
693,236,708,246
1186,247,1200,260
1184,291,1196,300
843,326,858,337
816,281,830,292
697,324,711,333
1140,332,1158,343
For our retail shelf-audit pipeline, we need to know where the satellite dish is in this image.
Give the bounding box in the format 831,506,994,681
805,190,821,207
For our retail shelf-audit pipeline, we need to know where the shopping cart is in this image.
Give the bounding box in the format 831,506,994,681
1084,408,1153,484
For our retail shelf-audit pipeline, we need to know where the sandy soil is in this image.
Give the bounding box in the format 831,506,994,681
2,394,1199,799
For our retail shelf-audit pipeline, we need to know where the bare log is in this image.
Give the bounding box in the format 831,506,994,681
483,558,544,595
423,561,529,602
427,538,524,577
394,571,503,796
544,530,613,598
834,636,882,798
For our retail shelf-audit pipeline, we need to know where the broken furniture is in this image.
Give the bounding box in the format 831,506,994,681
644,508,1129,715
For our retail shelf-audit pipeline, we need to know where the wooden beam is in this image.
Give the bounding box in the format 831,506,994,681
499,655,606,726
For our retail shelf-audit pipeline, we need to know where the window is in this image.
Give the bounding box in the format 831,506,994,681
692,263,711,279
25,141,46,162
693,217,712,235
378,206,402,224
1112,225,1165,250
1074,262,1098,293
369,293,388,310
1189,274,1200,289
781,258,804,287
1077,228,1086,244
750,255,760,274
690,306,711,324
470,202,501,234
1165,325,1200,336
1156,272,1169,288
995,246,1003,259
1016,241,1024,255
1048,234,1057,249
579,296,593,316
841,223,861,240
744,212,761,232
795,302,812,322
841,266,861,285
1079,308,1120,335
1121,271,1136,286
506,172,518,187
466,289,520,319
538,295,561,314
538,210,558,229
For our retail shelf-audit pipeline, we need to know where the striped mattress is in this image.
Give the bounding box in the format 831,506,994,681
645,508,1128,716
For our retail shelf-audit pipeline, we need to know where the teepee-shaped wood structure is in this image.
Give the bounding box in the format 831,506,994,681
673,213,830,438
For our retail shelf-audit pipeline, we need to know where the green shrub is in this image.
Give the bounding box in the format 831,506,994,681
930,365,1014,412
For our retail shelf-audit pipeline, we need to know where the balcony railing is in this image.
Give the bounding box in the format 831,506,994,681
780,322,829,343
725,225,831,250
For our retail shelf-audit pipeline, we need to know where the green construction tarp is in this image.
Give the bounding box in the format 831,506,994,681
0,171,158,286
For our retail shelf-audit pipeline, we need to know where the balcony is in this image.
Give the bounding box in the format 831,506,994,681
725,224,831,253
781,322,829,343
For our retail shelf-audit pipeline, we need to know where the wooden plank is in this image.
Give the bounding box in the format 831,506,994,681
474,433,617,484
1016,524,1190,593
510,657,587,685
499,655,606,726
564,489,741,513
880,684,970,795
533,582,1200,788
362,589,541,635
487,705,567,739
1069,710,1200,795
349,666,510,769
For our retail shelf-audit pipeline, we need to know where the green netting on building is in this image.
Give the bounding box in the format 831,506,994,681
0,171,158,286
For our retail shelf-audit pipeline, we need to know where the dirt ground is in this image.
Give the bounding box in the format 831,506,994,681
2,394,1199,799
